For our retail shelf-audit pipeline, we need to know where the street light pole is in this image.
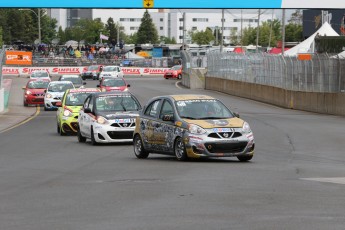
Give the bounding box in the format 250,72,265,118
19,9,41,44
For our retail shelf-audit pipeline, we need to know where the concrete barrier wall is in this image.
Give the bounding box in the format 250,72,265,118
206,77,345,117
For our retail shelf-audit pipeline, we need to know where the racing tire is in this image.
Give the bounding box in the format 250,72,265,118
177,74,182,80
44,106,48,111
91,127,98,145
237,155,253,162
82,77,86,80
23,101,28,107
174,137,188,161
133,134,149,159
57,123,61,134
77,128,86,143
59,124,66,136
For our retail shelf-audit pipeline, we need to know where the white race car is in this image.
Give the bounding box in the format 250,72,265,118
99,65,124,79
44,81,75,111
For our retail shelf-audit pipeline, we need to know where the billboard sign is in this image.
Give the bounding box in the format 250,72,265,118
5,51,32,66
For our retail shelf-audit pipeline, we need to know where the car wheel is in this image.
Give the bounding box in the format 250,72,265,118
174,137,188,161
57,123,61,134
177,74,182,79
91,127,98,145
237,155,253,162
77,128,86,143
44,106,48,111
133,134,149,159
82,77,86,80
59,124,66,136
23,101,28,106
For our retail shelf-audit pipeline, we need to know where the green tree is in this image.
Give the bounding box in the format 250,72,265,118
124,32,138,44
288,9,303,25
213,28,223,45
191,28,214,45
230,28,239,45
285,23,303,42
105,17,117,45
159,36,177,44
57,26,66,44
0,27,3,46
74,18,105,44
241,26,256,46
136,10,159,44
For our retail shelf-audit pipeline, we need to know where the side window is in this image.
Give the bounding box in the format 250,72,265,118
84,97,91,110
88,98,93,112
144,100,161,117
160,100,174,119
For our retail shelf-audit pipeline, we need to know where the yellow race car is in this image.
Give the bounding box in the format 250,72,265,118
56,88,100,135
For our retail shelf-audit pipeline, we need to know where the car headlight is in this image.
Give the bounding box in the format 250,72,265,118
188,124,206,135
96,116,108,124
63,109,73,117
242,122,252,133
46,93,52,98
26,91,32,95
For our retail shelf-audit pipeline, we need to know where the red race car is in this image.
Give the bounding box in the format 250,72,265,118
97,77,130,92
164,65,182,79
23,79,50,106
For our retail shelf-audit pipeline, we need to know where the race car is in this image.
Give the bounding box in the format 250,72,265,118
77,92,141,144
22,79,50,106
164,65,182,79
133,94,255,161
97,77,130,92
44,81,75,111
99,65,123,80
80,65,104,80
56,88,100,135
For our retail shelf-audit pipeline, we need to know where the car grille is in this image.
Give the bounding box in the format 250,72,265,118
204,142,247,153
208,132,242,139
32,98,44,102
107,131,133,139
53,96,62,100
33,93,44,96
110,123,135,128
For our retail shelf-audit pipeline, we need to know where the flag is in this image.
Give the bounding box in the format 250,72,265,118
100,34,109,40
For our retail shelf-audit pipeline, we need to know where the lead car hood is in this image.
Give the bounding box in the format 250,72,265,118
181,117,245,129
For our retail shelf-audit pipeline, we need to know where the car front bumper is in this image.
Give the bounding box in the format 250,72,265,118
184,130,255,158
60,114,79,133
92,122,135,143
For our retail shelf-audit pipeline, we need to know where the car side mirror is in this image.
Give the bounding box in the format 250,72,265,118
127,84,130,87
44,89,47,93
84,108,92,113
56,101,62,107
233,112,240,118
162,114,174,122
22,86,26,90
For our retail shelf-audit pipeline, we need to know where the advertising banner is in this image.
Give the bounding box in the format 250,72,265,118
5,51,32,66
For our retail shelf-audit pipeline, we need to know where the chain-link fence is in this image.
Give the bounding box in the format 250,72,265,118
207,52,345,93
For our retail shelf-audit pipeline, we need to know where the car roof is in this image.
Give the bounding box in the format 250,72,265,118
61,75,80,78
28,78,50,82
49,81,73,85
169,94,215,101
67,88,100,93
93,91,133,97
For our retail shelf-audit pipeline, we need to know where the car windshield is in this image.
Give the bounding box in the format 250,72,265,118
65,92,90,106
61,77,82,84
88,66,98,71
31,72,49,78
95,95,140,112
171,65,181,70
103,79,126,87
27,81,50,89
175,99,233,119
48,83,74,92
103,66,116,72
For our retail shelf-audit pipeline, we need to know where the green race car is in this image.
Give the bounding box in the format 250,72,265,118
56,88,100,135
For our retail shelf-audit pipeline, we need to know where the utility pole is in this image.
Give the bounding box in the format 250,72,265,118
221,9,224,52
256,9,261,53
268,9,274,49
38,9,41,44
282,9,286,55
182,12,186,49
240,9,243,50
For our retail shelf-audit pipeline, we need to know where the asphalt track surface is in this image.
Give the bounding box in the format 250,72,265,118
0,76,345,230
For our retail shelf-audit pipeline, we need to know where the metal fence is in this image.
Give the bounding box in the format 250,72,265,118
0,46,5,88
207,52,345,93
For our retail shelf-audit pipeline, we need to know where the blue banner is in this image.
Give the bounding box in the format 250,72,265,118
152,48,163,58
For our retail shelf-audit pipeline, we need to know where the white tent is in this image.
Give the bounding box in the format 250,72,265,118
331,50,345,59
65,40,79,49
284,22,339,56
124,52,145,59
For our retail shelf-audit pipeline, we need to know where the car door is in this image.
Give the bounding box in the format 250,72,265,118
140,99,162,151
79,96,91,137
155,99,176,153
